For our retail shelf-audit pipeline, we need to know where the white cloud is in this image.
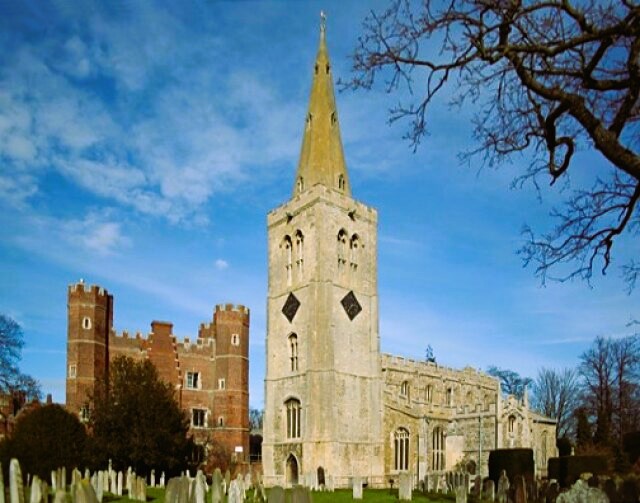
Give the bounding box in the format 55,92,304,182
215,259,229,270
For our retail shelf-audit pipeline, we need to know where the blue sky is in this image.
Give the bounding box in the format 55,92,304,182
1,1,637,409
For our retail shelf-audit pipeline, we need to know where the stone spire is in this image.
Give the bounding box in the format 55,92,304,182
293,12,350,196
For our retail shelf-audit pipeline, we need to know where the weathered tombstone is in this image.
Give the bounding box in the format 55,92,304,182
138,477,147,502
482,479,495,502
497,470,510,503
28,475,41,503
84,469,90,481
556,479,608,503
258,484,268,502
165,478,180,503
96,471,104,502
211,475,223,503
50,471,57,492
456,484,467,503
352,476,363,500
326,475,334,492
52,490,66,503
73,480,99,503
228,480,242,503
193,472,206,503
10,458,25,503
61,467,66,491
160,472,165,488
244,472,252,491
116,472,123,496
224,470,231,493
399,472,412,501
294,485,313,503
267,485,285,503
472,475,481,498
150,469,155,488
513,475,526,503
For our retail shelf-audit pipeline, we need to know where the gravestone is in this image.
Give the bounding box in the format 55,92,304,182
61,467,66,491
211,475,223,503
73,480,99,503
50,471,57,492
96,471,104,502
325,475,334,492
224,470,231,493
0,463,5,503
29,475,41,503
228,480,242,503
84,469,90,481
497,470,510,503
165,478,180,503
482,479,495,502
138,477,147,502
52,490,66,503
352,476,363,500
150,469,155,488
193,471,206,503
556,479,608,503
10,458,25,503
117,472,123,496
472,475,481,498
455,485,467,503
513,475,526,503
291,485,311,503
244,472,252,490
160,472,166,488
399,473,412,501
110,471,116,494
267,486,285,503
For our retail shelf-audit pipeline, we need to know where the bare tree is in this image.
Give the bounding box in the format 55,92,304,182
486,365,532,399
531,367,580,439
345,0,640,289
579,334,640,448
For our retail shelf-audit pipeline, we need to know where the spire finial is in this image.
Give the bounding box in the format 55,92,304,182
320,10,326,36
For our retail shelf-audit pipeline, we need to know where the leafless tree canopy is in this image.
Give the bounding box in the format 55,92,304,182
346,0,640,289
532,367,580,439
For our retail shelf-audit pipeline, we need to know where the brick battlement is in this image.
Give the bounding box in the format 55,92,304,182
68,282,108,297
215,304,250,315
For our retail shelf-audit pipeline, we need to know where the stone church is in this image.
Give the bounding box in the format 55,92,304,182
262,20,557,488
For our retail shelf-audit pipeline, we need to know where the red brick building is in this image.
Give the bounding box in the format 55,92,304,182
65,280,250,463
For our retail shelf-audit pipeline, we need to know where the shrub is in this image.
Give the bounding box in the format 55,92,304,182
488,449,534,486
547,455,608,487
557,437,573,457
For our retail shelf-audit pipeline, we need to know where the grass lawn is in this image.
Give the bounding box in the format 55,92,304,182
101,487,456,502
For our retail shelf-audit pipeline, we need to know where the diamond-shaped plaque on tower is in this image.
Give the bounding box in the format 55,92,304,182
282,293,301,323
341,291,362,321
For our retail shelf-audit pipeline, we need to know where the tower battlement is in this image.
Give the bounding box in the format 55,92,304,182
215,303,249,315
68,282,109,298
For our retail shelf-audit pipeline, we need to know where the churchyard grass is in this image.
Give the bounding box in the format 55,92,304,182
101,487,456,502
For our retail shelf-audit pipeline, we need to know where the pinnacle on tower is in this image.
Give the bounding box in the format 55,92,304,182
293,12,350,196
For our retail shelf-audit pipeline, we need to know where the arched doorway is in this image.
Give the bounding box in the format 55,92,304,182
286,453,299,486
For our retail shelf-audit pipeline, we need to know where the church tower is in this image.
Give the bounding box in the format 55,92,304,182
263,16,384,488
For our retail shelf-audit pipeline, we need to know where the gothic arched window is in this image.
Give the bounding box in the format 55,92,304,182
394,428,410,471
285,398,301,439
283,236,292,285
289,334,298,372
431,427,445,471
508,415,516,434
350,234,359,273
400,380,409,400
337,229,347,271
295,230,304,277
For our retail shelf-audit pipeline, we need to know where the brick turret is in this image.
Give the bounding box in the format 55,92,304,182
66,281,112,418
211,304,250,461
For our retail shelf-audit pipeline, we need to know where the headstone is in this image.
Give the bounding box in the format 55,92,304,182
61,467,67,491
29,475,41,503
165,478,180,503
326,475,334,492
546,481,560,503
258,484,267,502
497,470,510,503
244,472,252,490
84,469,90,481
399,472,412,501
228,480,242,503
482,479,495,502
96,471,104,502
211,475,223,503
117,472,123,496
352,476,363,500
456,484,467,503
472,475,481,498
291,485,311,503
72,480,99,503
193,471,206,503
52,490,66,503
138,477,147,502
50,471,57,492
150,469,155,488
10,459,25,503
224,470,231,493
267,485,285,503
514,475,526,503
556,479,608,503
160,472,166,488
